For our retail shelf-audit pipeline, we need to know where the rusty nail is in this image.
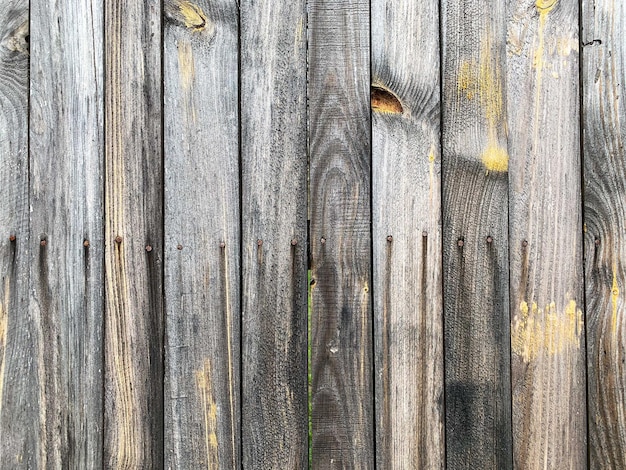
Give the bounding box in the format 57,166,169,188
9,235,16,242
320,237,326,244
83,239,90,247
291,239,298,246
40,239,47,247
387,235,393,242
257,239,263,246
486,236,493,244
220,242,226,248
145,245,153,252
522,240,528,247
115,236,123,244
177,244,183,250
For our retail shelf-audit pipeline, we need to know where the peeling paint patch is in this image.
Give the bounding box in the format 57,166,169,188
512,299,584,362
197,359,219,469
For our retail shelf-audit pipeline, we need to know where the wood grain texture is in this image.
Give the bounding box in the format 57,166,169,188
0,3,34,468
240,0,308,467
163,0,240,467
104,0,164,467
308,0,374,467
582,0,626,466
506,1,586,467
441,0,513,467
29,0,104,466
371,0,445,467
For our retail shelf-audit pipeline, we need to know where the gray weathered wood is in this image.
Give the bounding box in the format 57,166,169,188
582,0,626,466
506,1,586,467
240,0,308,467
163,0,240,467
104,0,164,467
441,0,513,467
29,0,104,466
308,0,374,466
0,3,35,468
371,0,445,467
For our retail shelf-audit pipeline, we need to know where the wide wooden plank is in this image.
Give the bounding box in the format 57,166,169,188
163,0,240,467
0,3,34,467
582,0,626,466
506,1,586,467
441,0,513,467
240,0,308,466
104,0,164,467
308,0,374,466
371,0,444,467
29,0,104,466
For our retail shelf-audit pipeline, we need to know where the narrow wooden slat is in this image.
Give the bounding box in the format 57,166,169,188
0,3,34,467
582,0,626,466
104,0,164,467
240,0,308,466
308,1,374,466
163,0,240,467
506,1,586,467
29,0,104,466
371,0,445,467
441,0,512,467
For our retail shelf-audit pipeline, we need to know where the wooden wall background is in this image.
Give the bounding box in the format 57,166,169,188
0,0,624,468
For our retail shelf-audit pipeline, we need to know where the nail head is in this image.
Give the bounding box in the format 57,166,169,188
145,245,153,252
522,240,528,247
83,239,90,247
115,236,123,244
457,239,464,247
220,242,226,248
486,236,493,244
257,239,263,246
40,239,47,246
177,244,183,250
320,237,326,244
387,235,393,242
9,235,16,242
291,239,298,246
422,231,428,238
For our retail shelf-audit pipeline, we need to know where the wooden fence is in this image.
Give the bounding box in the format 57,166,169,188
0,0,624,468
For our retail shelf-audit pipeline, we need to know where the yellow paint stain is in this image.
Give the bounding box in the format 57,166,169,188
612,265,619,332
0,277,9,414
512,299,584,362
457,36,509,173
178,41,195,91
197,359,219,469
481,144,509,172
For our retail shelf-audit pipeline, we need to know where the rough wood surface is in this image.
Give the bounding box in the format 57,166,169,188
582,0,626,466
29,0,104,467
163,0,240,467
371,0,445,467
308,0,374,467
240,0,308,467
506,1,586,468
104,0,164,467
0,3,34,468
441,0,513,467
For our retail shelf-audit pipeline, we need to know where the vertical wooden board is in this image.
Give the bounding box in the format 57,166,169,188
240,0,308,466
582,0,626,466
506,1,586,468
308,0,374,467
29,0,104,466
104,0,164,467
371,0,445,467
0,3,34,467
163,0,240,467
441,0,512,467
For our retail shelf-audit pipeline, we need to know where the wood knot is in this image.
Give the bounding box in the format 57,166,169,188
165,0,214,35
2,19,29,54
371,86,403,114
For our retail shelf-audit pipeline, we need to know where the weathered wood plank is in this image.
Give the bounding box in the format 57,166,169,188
582,0,626,466
0,3,34,468
29,0,104,466
308,0,374,466
371,0,445,467
506,1,586,467
441,0,513,467
104,0,164,467
240,0,308,466
163,0,240,467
